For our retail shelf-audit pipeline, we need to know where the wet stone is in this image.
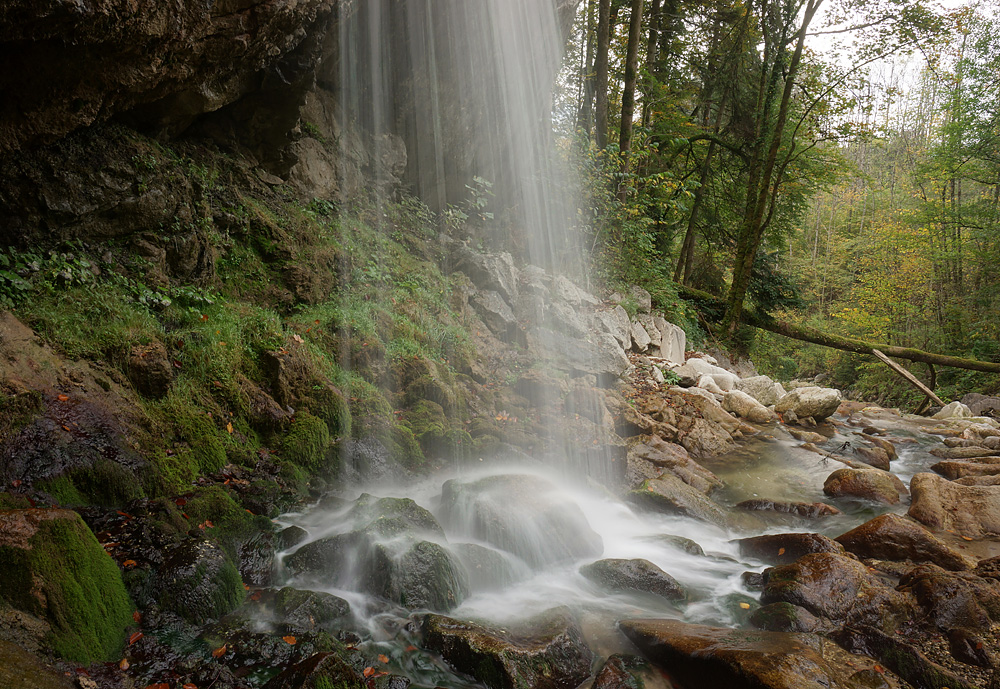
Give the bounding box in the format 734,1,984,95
749,602,820,633
580,558,685,601
421,607,593,689
835,513,972,571
736,532,846,565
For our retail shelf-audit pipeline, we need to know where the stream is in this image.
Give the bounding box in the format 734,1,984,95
271,406,950,688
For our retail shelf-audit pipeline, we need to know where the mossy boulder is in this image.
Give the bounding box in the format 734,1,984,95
421,607,593,689
281,411,331,473
0,509,133,663
37,458,143,507
157,539,245,625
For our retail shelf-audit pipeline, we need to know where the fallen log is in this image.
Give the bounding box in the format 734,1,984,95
678,285,1000,374
871,349,944,406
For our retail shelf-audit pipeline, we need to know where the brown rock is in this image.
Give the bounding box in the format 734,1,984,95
618,618,903,689
735,499,841,518
627,475,729,528
899,564,1000,630
931,446,1000,459
126,341,173,399
591,654,651,689
823,467,901,505
835,513,973,571
932,459,1000,480
736,533,846,565
761,552,914,630
422,608,593,689
860,433,898,460
908,472,1000,538
626,436,722,494
853,445,891,471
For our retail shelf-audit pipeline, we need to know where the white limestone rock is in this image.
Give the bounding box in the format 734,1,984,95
723,390,776,424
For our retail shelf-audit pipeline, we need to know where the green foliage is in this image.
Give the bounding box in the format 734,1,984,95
281,412,331,472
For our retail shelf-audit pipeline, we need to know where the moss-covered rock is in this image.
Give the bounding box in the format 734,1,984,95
0,509,133,663
37,458,143,507
183,485,274,561
281,411,331,472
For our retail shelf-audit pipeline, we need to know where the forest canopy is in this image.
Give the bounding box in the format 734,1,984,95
559,0,1000,405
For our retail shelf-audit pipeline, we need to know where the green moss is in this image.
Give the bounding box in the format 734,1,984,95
148,448,198,495
184,485,271,558
0,493,32,510
0,511,134,663
281,411,331,471
0,389,42,440
36,475,86,506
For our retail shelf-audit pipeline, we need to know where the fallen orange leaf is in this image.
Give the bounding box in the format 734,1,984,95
777,547,785,556
873,664,884,674
378,654,389,663
739,602,751,610
961,536,973,541
363,667,376,678
62,425,72,432
122,560,138,569
405,645,417,652
282,636,297,645
57,394,69,402
129,632,143,645
183,684,198,689
226,422,233,434
249,591,262,601
119,658,130,670
211,644,227,658
133,611,142,623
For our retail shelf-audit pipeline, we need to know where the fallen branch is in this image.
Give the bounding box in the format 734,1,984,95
678,285,1000,374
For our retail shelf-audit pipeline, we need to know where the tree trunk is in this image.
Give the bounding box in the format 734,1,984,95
577,0,597,137
640,0,660,127
680,285,1000,373
595,0,612,149
618,0,645,196
722,0,823,337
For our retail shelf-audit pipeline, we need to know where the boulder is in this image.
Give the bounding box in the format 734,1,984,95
761,552,913,630
126,341,173,398
552,275,600,307
159,539,246,625
440,474,602,568
627,475,729,527
775,387,842,421
899,564,1000,630
285,494,468,611
626,436,722,494
618,619,901,689
823,468,901,505
268,588,351,634
930,446,1000,459
908,472,1000,538
580,558,684,601
734,500,840,518
591,654,652,689
422,608,593,689
452,543,528,592
860,433,897,461
527,327,630,378
631,320,652,352
629,286,652,313
748,602,821,633
471,289,519,340
933,401,973,420
454,247,518,304
835,513,972,571
931,460,1000,480
722,390,775,424
736,533,846,565
736,375,780,406
960,393,1000,418
696,375,725,395
787,428,826,444
852,445,891,471
655,319,686,365
593,306,631,350
636,314,662,348
833,625,978,689
0,509,133,664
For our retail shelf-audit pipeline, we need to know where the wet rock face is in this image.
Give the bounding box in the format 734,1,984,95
761,552,913,630
0,0,335,154
422,607,593,689
579,558,685,601
899,564,1000,630
619,618,901,689
158,539,245,625
736,533,846,566
835,513,972,571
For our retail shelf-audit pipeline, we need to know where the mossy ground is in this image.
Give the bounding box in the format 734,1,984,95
1,127,477,507
0,512,134,664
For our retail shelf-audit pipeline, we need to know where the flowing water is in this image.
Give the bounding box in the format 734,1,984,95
274,408,949,687
315,3,958,687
